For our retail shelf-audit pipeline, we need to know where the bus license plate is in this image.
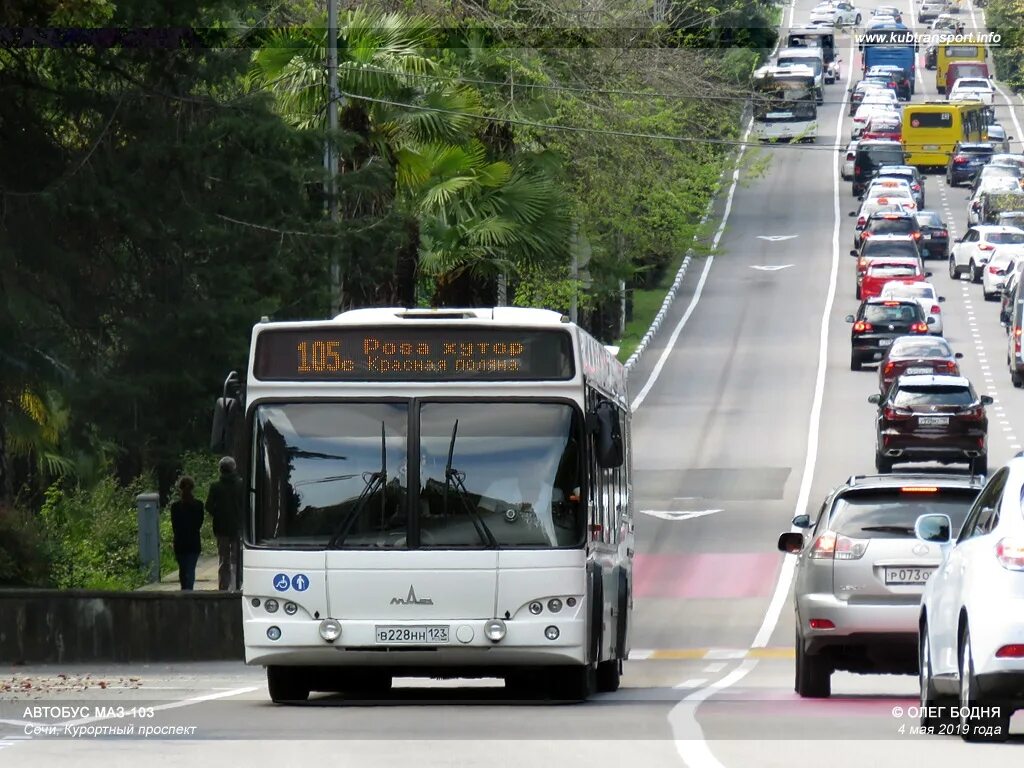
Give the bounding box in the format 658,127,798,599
375,625,449,644
924,144,940,151
885,567,933,585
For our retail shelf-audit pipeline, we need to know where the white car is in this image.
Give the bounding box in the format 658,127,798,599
859,179,917,217
809,1,862,25
919,0,946,21
841,140,858,180
880,280,945,334
852,102,897,139
949,225,1024,282
918,458,1024,741
949,78,995,106
982,251,1019,301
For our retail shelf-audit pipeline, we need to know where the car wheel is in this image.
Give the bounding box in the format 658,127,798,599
850,355,862,371
948,256,960,279
855,13,861,23
1012,367,1022,388
971,261,982,283
920,623,958,731
795,628,831,698
984,290,997,301
874,451,892,473
973,455,988,474
959,625,1010,742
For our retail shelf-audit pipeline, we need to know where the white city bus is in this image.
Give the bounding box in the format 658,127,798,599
753,65,819,143
212,307,633,702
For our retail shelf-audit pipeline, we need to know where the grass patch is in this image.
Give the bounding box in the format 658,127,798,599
615,250,688,363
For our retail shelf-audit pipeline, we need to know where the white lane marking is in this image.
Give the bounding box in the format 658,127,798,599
750,264,795,271
639,509,723,522
678,679,708,688
671,32,855,768
629,649,654,660
751,52,853,651
630,122,752,412
703,663,727,673
56,686,259,729
703,649,747,660
670,661,759,768
756,236,798,242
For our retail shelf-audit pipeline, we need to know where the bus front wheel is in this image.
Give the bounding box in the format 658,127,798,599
267,666,310,703
549,665,595,702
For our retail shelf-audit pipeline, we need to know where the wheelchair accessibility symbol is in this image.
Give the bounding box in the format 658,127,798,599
273,573,290,592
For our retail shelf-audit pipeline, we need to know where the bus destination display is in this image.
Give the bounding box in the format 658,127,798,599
253,328,575,381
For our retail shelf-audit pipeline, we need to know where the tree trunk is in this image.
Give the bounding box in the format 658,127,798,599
394,216,420,307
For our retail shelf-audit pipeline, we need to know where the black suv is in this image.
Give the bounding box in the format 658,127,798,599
847,298,930,370
946,142,995,187
854,141,907,197
914,210,949,259
867,374,992,473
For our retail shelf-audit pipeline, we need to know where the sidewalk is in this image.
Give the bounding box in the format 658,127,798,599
138,554,221,592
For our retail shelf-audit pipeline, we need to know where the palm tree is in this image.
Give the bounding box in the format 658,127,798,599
248,9,570,307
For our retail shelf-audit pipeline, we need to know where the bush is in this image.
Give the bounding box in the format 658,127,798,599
0,505,51,586
38,474,152,590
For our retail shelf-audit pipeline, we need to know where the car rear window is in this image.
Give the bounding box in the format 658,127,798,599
869,219,916,234
916,212,943,227
830,489,978,539
907,111,951,129
962,146,995,157
863,304,920,323
863,241,918,258
884,282,934,299
892,385,975,407
861,147,906,166
891,338,952,357
988,232,1024,244
869,264,919,279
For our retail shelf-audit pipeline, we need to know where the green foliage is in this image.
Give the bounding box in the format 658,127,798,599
38,475,151,590
985,0,1024,88
0,505,51,586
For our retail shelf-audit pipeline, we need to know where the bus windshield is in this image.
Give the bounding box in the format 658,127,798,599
754,82,816,120
251,400,585,549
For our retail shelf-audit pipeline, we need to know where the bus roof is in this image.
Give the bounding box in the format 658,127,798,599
327,306,569,328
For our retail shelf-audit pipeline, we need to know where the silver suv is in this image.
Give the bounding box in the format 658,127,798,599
778,473,983,697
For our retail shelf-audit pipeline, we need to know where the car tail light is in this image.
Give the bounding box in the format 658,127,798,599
979,244,995,251
938,229,948,237
883,361,895,375
960,406,986,420
996,644,1024,658
857,216,867,227
900,486,938,493
854,165,861,175
862,231,872,239
809,531,867,560
911,322,929,333
953,155,968,164
945,360,959,373
1015,326,1022,354
989,265,1003,273
853,320,873,333
808,619,835,630
912,183,921,191
912,231,921,240
995,538,1024,571
884,406,913,420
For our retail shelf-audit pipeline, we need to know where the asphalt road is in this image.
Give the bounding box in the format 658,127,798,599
5,1,1024,765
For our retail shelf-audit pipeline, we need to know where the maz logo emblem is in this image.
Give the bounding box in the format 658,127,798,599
391,585,433,606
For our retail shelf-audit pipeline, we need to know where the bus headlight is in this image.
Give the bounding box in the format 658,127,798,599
264,599,279,613
547,598,563,613
267,626,282,641
544,626,560,641
318,619,342,642
484,619,507,643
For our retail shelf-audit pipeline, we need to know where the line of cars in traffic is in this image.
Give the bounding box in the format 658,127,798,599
776,3,1023,742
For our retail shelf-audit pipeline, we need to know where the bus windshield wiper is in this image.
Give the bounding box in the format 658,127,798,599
442,419,498,548
326,422,387,548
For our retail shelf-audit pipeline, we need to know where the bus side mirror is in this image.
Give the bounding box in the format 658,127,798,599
211,370,243,453
588,401,624,469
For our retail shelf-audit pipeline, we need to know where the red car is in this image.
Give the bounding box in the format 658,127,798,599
861,114,902,142
878,336,963,394
860,257,927,300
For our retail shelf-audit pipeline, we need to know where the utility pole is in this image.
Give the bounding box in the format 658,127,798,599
325,0,342,315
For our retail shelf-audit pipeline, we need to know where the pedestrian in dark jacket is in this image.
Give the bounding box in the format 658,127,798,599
206,456,244,590
170,476,204,590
